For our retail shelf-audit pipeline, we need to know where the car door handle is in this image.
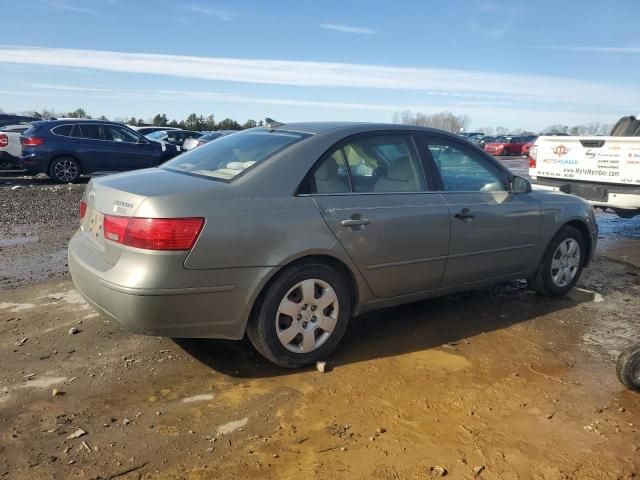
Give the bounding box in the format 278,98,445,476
341,218,371,227
454,209,475,221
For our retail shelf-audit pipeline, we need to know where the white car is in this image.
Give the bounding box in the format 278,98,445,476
0,124,30,168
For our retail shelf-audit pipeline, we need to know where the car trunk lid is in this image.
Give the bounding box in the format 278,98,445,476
79,168,218,264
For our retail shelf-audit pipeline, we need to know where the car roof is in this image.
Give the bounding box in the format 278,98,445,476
268,121,460,136
33,119,127,127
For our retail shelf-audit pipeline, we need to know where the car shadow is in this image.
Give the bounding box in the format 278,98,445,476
174,280,596,378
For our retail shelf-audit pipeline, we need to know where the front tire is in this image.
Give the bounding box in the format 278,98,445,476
247,262,351,368
617,345,640,391
49,156,81,183
529,225,585,296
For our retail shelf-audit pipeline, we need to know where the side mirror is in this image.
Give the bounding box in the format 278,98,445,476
511,175,532,194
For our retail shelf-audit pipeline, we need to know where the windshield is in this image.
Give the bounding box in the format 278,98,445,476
161,129,309,181
146,131,167,140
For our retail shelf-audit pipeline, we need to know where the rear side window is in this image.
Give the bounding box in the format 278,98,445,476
343,136,424,193
80,124,104,140
311,150,350,194
304,135,426,194
52,124,73,137
162,129,309,181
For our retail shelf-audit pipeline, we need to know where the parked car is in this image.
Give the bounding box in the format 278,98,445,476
484,136,531,156
131,126,181,136
0,124,30,168
182,130,238,151
521,140,536,157
475,135,496,148
459,132,485,141
69,121,597,368
19,120,181,183
0,114,41,128
145,129,202,148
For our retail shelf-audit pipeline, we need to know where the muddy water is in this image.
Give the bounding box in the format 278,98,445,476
597,211,640,266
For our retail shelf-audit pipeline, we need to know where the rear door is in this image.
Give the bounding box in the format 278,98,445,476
419,134,541,286
307,132,451,298
78,123,111,172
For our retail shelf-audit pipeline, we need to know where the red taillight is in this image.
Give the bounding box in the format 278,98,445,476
103,215,130,244
0,134,7,148
79,200,87,219
103,216,204,251
529,146,538,169
22,137,44,147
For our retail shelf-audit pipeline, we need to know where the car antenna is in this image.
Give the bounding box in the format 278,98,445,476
265,118,285,131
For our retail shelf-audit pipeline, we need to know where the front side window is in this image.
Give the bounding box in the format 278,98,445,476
162,129,308,181
80,124,104,140
425,138,507,192
105,125,140,143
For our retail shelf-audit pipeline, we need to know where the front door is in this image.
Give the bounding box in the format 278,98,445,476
420,135,541,287
102,124,156,171
308,133,451,298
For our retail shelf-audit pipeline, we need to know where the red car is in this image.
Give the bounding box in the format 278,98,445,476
484,136,533,156
521,140,536,157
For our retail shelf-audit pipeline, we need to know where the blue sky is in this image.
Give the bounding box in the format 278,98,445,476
0,0,638,130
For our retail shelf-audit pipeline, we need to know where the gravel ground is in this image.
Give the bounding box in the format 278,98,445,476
0,176,85,287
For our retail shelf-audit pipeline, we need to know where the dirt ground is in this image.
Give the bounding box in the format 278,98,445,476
1,166,639,480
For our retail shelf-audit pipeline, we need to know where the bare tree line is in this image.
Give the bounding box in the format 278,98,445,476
393,110,614,136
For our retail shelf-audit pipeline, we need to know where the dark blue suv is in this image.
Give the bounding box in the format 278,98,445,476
19,120,181,183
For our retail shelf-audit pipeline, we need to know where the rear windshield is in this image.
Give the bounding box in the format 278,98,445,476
162,129,309,181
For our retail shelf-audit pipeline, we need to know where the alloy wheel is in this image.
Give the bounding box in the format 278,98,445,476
551,239,581,287
275,278,339,354
53,159,78,182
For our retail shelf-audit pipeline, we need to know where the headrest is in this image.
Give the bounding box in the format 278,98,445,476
387,156,412,181
316,157,339,181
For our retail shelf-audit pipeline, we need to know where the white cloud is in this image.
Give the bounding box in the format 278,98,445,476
0,45,637,112
31,83,111,92
187,4,231,21
553,46,640,54
319,23,376,35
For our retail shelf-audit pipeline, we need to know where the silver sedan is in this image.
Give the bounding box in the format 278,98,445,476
68,121,598,367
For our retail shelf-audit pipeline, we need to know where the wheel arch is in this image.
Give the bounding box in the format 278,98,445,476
561,218,593,266
244,253,361,335
48,153,84,176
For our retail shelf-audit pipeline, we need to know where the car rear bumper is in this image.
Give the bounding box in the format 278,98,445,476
18,152,49,173
0,151,19,166
532,178,640,213
68,231,274,340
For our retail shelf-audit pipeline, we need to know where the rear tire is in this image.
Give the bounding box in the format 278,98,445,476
529,225,585,296
616,344,640,391
49,156,81,183
247,262,351,368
